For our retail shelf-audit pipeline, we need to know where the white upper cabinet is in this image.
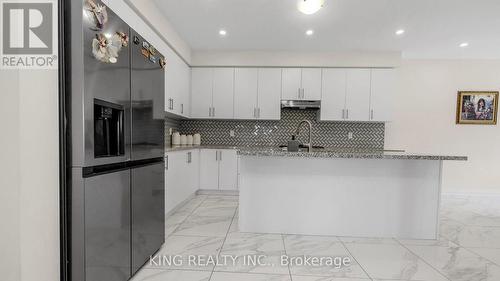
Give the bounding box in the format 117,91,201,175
234,68,259,119
212,68,235,119
282,68,322,100
301,68,322,100
321,68,393,122
234,68,281,120
345,69,371,121
281,68,302,100
191,68,234,119
370,69,395,122
165,49,190,117
321,68,347,121
191,68,213,118
257,68,282,120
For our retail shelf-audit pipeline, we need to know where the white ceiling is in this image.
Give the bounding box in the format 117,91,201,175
152,0,500,59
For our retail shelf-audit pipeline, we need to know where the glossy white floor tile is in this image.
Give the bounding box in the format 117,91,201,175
466,247,500,266
145,235,224,271
292,276,370,281
210,272,291,281
343,242,448,280
339,237,398,245
174,215,233,237
406,244,500,281
191,203,237,218
131,268,211,281
440,224,500,248
284,235,369,279
215,232,289,275
134,194,500,281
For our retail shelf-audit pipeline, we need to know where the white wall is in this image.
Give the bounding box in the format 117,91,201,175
0,69,59,281
121,0,192,63
191,50,401,67
0,70,21,281
386,59,500,193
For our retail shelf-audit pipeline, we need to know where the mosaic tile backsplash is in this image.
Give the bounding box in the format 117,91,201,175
166,109,385,149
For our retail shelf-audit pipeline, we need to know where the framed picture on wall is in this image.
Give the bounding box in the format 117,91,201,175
456,91,499,125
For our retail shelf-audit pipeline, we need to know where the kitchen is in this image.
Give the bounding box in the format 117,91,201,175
2,1,500,281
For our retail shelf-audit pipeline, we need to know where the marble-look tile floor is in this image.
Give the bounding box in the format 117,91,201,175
131,194,500,281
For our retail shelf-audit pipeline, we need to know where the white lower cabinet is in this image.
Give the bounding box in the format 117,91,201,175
199,149,219,189
218,150,238,190
165,150,199,214
199,149,238,190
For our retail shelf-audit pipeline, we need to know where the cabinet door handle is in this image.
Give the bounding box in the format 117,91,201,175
181,103,184,114
165,155,169,170
342,109,345,119
213,107,215,117
253,108,256,118
346,109,349,119
371,109,374,120
258,108,260,118
215,150,218,161
209,107,212,117
219,151,222,161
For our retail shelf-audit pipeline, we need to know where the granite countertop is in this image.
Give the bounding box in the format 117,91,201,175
166,145,468,161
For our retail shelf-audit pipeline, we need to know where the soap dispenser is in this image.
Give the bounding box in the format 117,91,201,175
287,135,299,152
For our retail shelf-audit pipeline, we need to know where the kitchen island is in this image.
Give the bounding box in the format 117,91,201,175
237,148,467,239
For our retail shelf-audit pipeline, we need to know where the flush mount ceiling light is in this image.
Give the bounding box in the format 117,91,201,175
459,42,469,48
306,29,314,36
219,29,227,37
297,0,325,15
395,29,405,36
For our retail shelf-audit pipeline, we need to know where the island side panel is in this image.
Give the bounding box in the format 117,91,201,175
239,156,442,239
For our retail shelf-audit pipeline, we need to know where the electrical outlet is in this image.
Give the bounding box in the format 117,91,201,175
230,130,235,137
348,132,354,140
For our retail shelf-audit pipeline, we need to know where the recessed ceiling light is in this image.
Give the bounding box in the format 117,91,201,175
297,0,325,15
395,29,405,36
306,29,314,36
219,29,227,37
459,42,469,48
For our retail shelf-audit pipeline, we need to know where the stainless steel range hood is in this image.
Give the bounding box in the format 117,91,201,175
281,100,321,109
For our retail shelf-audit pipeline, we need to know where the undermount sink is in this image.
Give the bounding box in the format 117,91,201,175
278,145,325,152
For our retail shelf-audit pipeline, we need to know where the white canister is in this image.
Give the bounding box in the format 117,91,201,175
186,135,194,145
193,133,201,145
172,132,180,146
180,134,187,145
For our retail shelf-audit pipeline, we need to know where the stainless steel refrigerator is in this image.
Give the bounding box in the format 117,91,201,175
69,1,165,280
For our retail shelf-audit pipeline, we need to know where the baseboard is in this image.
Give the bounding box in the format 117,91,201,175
165,192,198,218
197,189,239,196
442,192,500,198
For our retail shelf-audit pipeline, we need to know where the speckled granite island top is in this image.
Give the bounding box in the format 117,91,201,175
166,145,467,161
237,147,467,161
